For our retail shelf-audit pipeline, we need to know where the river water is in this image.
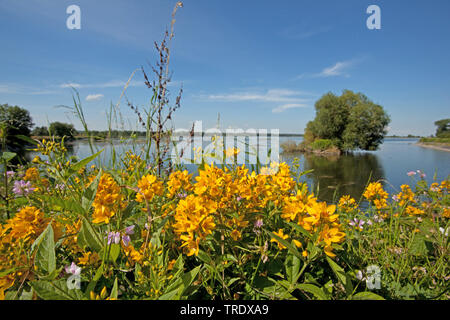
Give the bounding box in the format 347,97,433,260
26,137,449,203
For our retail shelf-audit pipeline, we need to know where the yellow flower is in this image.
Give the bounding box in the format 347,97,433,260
271,229,289,250
338,195,357,212
24,167,39,181
363,182,388,209
293,239,302,248
136,174,164,203
167,170,192,197
78,251,100,265
92,174,122,224
230,229,242,241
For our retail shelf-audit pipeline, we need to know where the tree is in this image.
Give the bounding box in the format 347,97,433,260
434,118,450,137
31,126,49,136
49,122,77,140
304,90,390,151
0,104,34,151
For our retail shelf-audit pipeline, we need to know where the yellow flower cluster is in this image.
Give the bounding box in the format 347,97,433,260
23,167,40,182
92,174,123,224
363,182,389,210
123,151,144,173
33,139,67,156
167,162,345,258
136,174,164,203
0,207,57,299
172,194,217,256
397,185,415,206
338,195,357,213
167,170,193,197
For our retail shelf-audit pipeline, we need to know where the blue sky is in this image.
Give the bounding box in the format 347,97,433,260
1,0,449,136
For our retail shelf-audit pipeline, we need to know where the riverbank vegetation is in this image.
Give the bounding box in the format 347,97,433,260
1,2,448,301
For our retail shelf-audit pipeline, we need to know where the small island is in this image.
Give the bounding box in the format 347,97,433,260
281,90,390,156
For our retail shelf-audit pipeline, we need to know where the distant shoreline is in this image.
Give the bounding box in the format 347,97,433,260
416,142,450,152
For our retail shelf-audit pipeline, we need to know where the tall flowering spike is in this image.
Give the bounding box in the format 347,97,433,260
92,174,122,224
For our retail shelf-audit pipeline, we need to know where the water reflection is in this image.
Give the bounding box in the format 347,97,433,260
301,152,384,203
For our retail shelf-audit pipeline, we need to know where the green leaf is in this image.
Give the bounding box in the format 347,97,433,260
1,151,16,162
409,235,428,256
107,244,121,263
69,150,103,175
296,283,328,300
77,216,104,253
285,253,301,285
30,279,85,300
32,224,56,274
81,169,102,212
268,230,303,260
326,256,350,291
16,135,38,145
0,268,18,278
288,222,313,240
352,291,385,300
159,265,201,300
110,278,118,299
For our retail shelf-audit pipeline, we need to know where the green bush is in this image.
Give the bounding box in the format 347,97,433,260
310,139,335,151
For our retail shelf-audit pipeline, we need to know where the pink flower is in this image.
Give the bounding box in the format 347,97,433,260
65,262,81,276
407,171,416,176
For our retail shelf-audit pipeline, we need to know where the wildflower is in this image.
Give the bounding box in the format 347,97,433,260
23,167,39,181
271,229,289,250
363,182,388,209
78,251,100,266
439,227,449,237
136,174,164,203
6,171,14,179
355,270,365,281
65,262,81,276
373,215,384,223
429,183,440,193
338,195,357,212
92,174,122,224
254,219,264,229
230,229,241,241
122,235,131,247
125,225,135,235
392,194,399,202
349,218,365,231
417,170,426,178
177,192,187,199
407,171,416,177
107,232,121,245
12,180,35,196
293,239,302,248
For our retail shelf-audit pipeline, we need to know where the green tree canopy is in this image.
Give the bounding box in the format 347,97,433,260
31,126,49,136
49,122,77,140
0,104,34,150
304,90,390,151
434,118,450,137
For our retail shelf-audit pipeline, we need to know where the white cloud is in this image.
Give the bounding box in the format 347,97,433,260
272,103,307,113
86,94,104,101
205,89,311,104
59,80,144,89
294,58,361,80
318,61,353,77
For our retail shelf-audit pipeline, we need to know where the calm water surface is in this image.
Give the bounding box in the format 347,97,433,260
28,137,450,204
